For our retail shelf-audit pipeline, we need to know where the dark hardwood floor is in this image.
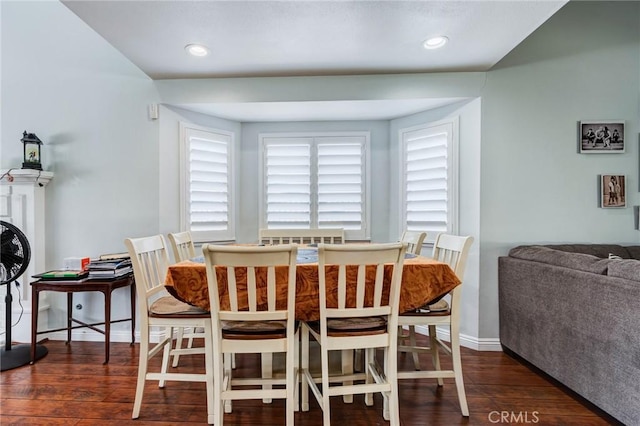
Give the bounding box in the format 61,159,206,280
1,338,618,425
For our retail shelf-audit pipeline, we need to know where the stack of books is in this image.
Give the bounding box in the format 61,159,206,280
33,269,89,280
87,255,132,279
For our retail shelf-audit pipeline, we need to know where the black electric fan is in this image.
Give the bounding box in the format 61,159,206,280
1,220,47,371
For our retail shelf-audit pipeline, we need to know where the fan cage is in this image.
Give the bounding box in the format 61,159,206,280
1,221,31,285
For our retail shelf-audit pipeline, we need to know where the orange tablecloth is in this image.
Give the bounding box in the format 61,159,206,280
164,255,461,322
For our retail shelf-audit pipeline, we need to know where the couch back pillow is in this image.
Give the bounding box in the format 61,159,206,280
543,244,631,259
625,246,640,261
509,245,611,274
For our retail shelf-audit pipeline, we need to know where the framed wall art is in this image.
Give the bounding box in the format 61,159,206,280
600,175,626,208
580,121,624,153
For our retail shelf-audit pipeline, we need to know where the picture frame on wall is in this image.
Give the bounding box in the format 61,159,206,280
580,120,624,153
601,175,626,208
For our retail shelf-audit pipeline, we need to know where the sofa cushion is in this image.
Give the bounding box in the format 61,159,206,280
607,259,640,281
508,245,612,274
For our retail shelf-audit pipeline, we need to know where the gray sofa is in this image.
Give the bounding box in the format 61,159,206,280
498,244,640,426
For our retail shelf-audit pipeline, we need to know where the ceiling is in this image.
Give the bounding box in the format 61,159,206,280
62,0,567,122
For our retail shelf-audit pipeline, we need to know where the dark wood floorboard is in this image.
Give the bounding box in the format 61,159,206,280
0,338,619,425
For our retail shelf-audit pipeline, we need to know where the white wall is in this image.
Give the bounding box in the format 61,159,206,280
390,98,483,346
1,1,160,338
479,1,640,338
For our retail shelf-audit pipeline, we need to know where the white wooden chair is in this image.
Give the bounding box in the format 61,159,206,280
258,227,344,402
301,242,407,425
167,231,204,367
397,233,474,417
398,230,427,367
125,235,215,424
202,244,299,426
400,230,426,255
167,231,208,368
259,228,345,245
168,230,196,262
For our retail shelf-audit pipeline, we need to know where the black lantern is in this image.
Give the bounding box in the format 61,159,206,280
21,131,43,170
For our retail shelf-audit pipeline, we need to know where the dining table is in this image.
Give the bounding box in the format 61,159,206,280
164,247,461,322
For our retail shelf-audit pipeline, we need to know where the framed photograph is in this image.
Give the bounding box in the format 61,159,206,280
580,121,624,153
601,175,626,208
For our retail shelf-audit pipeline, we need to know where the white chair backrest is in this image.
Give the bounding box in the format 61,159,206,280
168,231,196,262
259,228,345,245
400,230,427,255
202,244,298,323
317,242,407,324
125,235,172,312
431,234,474,281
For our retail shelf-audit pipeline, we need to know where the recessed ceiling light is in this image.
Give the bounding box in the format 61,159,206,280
423,36,448,50
185,44,209,57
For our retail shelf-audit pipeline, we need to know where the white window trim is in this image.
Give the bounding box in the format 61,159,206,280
258,131,371,241
398,117,459,243
179,122,236,242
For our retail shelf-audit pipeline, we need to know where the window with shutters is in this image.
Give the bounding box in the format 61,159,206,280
180,123,235,242
259,132,370,241
400,118,458,243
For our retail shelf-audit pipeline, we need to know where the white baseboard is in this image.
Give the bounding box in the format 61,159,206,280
40,327,503,352
36,329,163,344
412,325,502,352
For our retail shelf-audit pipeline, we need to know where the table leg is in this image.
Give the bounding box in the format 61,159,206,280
30,286,39,363
66,293,73,344
103,290,111,365
129,280,136,345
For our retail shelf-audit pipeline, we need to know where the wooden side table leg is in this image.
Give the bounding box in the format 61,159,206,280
30,286,39,363
66,292,73,344
103,290,111,365
130,280,136,345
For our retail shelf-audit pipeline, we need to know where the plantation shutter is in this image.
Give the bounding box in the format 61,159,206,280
264,139,312,228
182,126,234,241
317,138,364,230
261,133,369,239
403,123,452,236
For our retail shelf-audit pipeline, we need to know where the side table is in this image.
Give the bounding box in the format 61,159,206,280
30,274,135,364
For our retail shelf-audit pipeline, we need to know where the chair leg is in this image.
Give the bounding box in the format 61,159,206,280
408,325,421,370
341,350,353,403
224,353,233,413
214,343,225,426
354,348,364,372
172,327,185,368
203,322,216,425
159,326,173,388
451,327,469,416
320,337,331,426
364,348,374,406
294,331,300,412
397,325,407,343
187,327,196,349
382,347,390,420
301,325,310,412
262,353,273,403
386,345,400,425
132,327,149,419
429,325,444,386
286,334,296,426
